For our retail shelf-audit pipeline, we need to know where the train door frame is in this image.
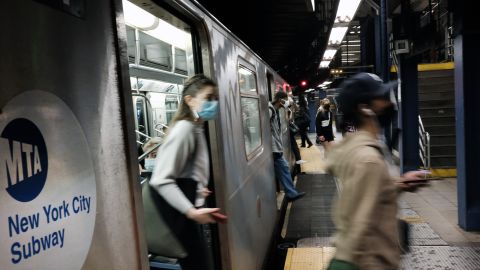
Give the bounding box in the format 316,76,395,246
118,1,226,269
267,72,275,102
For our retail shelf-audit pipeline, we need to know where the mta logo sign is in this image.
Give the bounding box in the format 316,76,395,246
1,118,48,202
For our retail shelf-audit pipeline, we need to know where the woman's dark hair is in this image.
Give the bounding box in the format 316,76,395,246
298,95,307,108
273,91,288,103
171,74,217,125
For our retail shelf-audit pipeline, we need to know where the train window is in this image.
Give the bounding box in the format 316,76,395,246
142,82,182,132
238,67,257,94
241,98,262,156
238,64,262,159
126,26,136,63
123,0,196,138
135,97,148,142
140,32,172,70
174,48,188,75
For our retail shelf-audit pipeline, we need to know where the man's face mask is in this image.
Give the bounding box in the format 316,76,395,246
377,103,395,128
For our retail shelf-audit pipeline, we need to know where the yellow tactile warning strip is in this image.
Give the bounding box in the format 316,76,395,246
417,62,454,71
400,216,426,223
297,139,327,173
391,62,454,72
284,247,336,270
430,168,457,178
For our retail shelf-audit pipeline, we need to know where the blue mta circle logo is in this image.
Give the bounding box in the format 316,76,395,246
1,118,48,202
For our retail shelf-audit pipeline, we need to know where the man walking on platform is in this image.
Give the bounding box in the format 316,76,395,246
269,91,306,202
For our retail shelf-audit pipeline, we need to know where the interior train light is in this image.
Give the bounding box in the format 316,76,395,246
123,0,157,29
123,0,190,50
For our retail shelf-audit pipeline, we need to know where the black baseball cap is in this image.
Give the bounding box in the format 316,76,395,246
337,73,397,114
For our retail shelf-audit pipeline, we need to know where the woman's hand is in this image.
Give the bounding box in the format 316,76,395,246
186,208,220,224
201,188,212,198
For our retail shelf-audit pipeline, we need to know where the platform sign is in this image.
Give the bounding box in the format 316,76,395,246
0,91,96,270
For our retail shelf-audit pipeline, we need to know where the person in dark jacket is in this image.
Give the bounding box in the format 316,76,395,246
296,96,313,148
287,97,307,165
316,98,334,152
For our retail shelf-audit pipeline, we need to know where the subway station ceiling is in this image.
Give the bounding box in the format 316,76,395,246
196,0,338,86
195,0,428,87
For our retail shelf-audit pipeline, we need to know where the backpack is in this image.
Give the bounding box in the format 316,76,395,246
295,110,309,129
269,106,281,128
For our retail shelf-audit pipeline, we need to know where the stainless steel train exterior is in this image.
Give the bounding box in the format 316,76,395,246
0,0,294,269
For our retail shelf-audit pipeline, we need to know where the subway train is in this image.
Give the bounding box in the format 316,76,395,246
0,0,295,270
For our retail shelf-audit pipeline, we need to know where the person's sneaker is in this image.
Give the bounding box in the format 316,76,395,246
307,143,313,148
295,160,308,165
287,192,306,202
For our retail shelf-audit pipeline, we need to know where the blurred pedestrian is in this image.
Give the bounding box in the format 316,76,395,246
326,73,429,270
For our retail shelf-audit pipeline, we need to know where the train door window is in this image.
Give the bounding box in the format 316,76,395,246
123,0,195,137
238,65,262,159
133,97,148,142
126,25,136,63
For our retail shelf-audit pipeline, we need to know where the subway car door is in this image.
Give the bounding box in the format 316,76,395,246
0,1,149,269
121,0,224,269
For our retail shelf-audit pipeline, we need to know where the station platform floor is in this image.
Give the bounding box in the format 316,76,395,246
282,133,480,270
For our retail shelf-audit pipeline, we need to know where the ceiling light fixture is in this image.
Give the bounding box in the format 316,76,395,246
319,0,362,69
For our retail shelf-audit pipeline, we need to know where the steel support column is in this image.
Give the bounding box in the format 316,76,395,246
399,57,420,172
453,1,480,230
379,0,389,81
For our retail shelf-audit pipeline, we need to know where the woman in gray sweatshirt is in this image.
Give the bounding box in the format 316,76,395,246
149,74,221,270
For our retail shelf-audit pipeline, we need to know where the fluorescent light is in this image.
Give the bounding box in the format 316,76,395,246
123,0,157,29
318,0,362,68
311,0,315,11
323,49,337,60
123,0,190,50
328,27,348,46
319,61,331,68
335,0,362,23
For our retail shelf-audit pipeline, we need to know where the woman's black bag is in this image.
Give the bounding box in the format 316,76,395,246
289,122,300,134
142,178,198,258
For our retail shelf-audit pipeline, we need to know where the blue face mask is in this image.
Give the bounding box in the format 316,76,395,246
144,158,156,172
197,100,219,120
